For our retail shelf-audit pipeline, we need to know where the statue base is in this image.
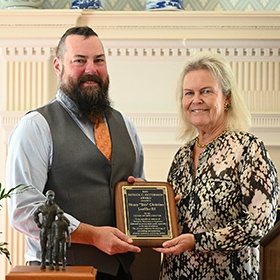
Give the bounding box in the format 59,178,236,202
6,266,97,280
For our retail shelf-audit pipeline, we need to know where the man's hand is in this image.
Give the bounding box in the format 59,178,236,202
127,176,145,183
71,223,141,255
91,226,141,255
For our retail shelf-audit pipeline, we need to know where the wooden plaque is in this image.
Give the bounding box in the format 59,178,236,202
115,181,178,247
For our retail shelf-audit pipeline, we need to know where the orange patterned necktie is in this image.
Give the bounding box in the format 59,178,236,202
94,119,112,161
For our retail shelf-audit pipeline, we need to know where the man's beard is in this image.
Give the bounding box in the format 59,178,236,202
60,74,111,121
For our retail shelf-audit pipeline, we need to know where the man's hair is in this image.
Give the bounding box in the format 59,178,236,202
56,26,98,58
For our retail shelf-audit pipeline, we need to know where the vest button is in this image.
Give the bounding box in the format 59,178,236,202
105,164,111,170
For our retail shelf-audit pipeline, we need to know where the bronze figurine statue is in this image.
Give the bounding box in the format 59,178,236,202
33,190,70,270
52,209,71,270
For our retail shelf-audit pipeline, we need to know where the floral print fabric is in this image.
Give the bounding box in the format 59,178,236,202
160,130,279,280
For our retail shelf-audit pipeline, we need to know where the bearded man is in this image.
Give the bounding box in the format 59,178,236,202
6,26,145,280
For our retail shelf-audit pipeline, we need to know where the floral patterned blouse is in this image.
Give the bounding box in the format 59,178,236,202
160,130,279,280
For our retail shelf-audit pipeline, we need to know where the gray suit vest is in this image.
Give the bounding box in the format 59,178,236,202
36,100,136,275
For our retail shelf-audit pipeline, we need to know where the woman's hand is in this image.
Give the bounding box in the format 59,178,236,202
153,234,195,255
174,194,181,204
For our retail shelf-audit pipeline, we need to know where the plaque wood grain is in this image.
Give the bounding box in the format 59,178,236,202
6,266,97,280
115,181,178,247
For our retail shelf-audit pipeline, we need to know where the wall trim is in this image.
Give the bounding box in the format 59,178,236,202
0,11,279,40
0,11,279,279
1,111,279,146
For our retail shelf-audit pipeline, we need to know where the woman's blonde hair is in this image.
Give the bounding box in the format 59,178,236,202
176,51,251,141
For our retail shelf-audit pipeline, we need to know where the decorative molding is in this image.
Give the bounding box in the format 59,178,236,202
1,44,279,68
251,113,280,128
1,47,54,61
0,11,279,40
105,46,280,60
1,111,279,146
1,44,279,112
0,11,279,280
1,40,279,60
79,11,280,40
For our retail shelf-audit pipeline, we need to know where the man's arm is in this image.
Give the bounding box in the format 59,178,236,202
6,112,80,239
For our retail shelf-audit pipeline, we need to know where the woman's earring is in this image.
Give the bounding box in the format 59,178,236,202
224,102,231,111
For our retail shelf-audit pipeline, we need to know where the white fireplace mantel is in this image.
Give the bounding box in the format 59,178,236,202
0,10,280,148
0,11,280,279
0,10,280,40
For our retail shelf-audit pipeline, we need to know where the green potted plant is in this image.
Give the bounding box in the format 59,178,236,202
0,182,29,264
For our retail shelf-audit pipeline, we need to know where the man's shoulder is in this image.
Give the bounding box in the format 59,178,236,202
35,99,61,113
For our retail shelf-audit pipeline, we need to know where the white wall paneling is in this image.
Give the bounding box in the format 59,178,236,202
0,10,279,280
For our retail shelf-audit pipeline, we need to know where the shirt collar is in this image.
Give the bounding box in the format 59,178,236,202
56,89,85,120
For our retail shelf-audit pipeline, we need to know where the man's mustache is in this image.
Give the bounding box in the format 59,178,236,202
78,74,103,87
